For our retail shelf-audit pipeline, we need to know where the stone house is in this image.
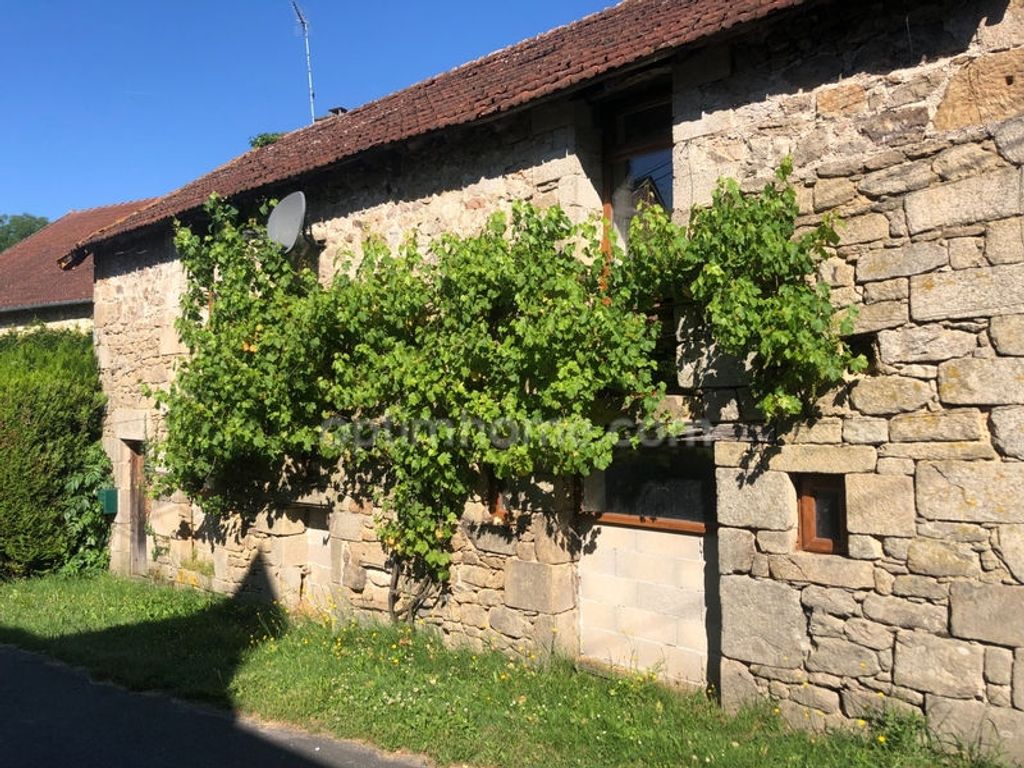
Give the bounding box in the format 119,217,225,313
0,200,150,333
59,0,1024,755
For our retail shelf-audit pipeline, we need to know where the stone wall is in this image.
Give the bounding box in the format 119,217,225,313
684,0,1024,754
92,236,187,574
578,524,710,686
308,100,601,272
285,102,601,654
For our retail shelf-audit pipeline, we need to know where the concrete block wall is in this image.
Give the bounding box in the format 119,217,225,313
578,525,709,685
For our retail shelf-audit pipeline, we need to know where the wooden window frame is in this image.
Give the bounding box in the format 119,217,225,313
600,94,674,254
486,469,509,524
576,448,712,537
796,474,847,555
587,84,698,536
588,510,707,536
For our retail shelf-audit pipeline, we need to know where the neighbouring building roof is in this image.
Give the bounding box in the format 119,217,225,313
60,0,811,267
1,200,152,313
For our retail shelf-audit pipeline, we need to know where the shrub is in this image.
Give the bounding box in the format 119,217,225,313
0,328,111,577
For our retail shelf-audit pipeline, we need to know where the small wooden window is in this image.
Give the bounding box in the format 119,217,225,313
486,469,509,524
797,474,846,554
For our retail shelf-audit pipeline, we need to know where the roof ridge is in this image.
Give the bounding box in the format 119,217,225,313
61,197,159,218
335,1,621,116
64,0,811,261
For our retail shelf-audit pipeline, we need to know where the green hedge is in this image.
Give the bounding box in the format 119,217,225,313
0,328,111,577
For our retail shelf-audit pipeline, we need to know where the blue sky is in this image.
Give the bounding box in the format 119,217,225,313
1,1,613,221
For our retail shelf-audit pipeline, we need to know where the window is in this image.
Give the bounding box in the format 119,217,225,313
603,92,674,247
580,445,713,534
796,474,846,554
583,80,703,535
486,468,509,524
601,83,679,389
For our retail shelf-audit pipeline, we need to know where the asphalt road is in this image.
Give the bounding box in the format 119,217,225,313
0,645,430,768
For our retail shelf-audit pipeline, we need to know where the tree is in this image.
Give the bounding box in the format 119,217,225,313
0,213,49,253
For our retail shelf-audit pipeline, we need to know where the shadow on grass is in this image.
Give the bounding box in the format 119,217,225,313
0,553,283,706
0,555,388,768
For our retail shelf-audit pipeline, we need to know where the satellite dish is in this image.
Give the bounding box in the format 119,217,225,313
267,191,307,252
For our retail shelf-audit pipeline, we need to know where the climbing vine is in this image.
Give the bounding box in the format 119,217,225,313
631,160,866,416
319,206,666,593
153,163,862,602
150,196,336,516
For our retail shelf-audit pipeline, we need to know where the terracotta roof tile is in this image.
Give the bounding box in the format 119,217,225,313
69,0,810,259
0,200,152,311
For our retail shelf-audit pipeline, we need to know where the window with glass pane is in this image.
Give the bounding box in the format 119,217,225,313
581,446,713,533
604,96,673,246
797,475,847,554
610,148,674,243
587,83,696,534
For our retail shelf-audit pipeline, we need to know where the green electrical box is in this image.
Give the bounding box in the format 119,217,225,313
98,488,119,516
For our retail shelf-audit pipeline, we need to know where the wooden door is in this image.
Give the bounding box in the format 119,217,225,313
128,443,149,576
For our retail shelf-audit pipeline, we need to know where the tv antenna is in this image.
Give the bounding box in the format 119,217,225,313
292,1,316,124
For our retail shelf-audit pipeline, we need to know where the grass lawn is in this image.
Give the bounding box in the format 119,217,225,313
0,574,1005,768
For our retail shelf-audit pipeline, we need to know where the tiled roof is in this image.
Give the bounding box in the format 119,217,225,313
1,200,151,312
66,0,810,261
